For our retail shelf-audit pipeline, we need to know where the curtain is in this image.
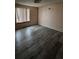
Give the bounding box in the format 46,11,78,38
16,8,27,23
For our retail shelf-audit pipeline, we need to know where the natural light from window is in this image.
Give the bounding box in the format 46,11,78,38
16,8,30,23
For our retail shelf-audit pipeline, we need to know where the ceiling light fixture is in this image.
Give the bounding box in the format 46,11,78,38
34,0,42,3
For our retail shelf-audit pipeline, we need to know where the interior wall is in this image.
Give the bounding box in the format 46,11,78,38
38,3,63,32
15,3,38,30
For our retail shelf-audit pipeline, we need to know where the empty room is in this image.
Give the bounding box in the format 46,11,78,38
15,0,63,59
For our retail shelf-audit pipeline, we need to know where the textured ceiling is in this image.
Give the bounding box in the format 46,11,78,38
15,0,63,7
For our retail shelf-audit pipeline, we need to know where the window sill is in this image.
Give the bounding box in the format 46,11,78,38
16,21,31,24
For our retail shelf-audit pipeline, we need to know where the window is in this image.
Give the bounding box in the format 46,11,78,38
16,8,30,23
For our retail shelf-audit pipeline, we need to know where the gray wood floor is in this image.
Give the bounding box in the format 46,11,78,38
15,25,63,59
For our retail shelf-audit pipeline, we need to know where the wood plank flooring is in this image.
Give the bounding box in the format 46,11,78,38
15,25,63,59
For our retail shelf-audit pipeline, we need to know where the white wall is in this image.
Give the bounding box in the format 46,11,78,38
38,3,63,32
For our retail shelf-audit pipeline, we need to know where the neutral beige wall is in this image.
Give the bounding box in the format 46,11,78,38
15,3,38,30
38,3,63,32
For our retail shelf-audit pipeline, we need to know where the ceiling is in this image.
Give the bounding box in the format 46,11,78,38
15,0,63,7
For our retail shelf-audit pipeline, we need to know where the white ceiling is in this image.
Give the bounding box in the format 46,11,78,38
15,0,63,7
